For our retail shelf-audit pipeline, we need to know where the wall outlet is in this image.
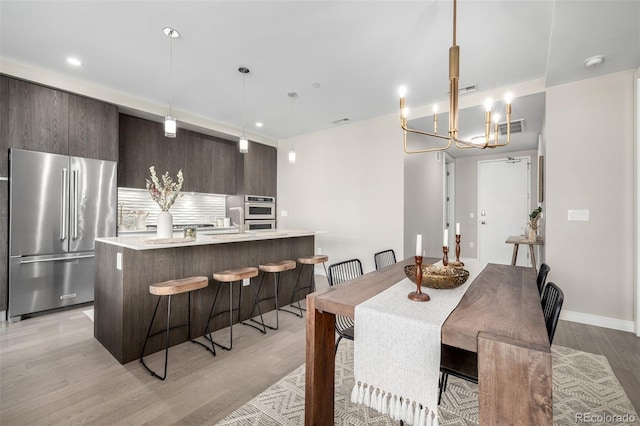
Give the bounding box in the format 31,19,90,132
281,210,288,217
469,242,474,248
116,252,122,270
242,278,251,287
317,247,322,255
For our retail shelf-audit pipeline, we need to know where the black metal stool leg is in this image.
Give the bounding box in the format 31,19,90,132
280,266,305,317
140,294,171,381
206,281,239,351
242,273,269,334
191,289,216,356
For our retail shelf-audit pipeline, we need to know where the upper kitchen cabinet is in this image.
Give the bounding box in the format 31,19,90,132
181,130,235,194
118,114,234,194
68,94,118,161
0,75,8,176
243,141,277,197
118,114,168,189
7,78,69,155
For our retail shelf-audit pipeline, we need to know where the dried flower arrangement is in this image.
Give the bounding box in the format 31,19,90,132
145,166,184,211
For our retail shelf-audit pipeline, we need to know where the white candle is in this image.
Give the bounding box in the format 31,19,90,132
416,234,422,257
456,223,460,235
443,229,449,247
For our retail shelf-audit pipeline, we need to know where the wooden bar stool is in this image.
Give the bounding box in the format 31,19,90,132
205,266,259,351
281,255,328,317
140,276,213,381
242,260,296,333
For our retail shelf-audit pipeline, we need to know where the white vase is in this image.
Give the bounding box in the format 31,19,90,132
157,211,173,239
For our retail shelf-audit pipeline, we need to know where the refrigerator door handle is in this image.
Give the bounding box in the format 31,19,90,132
19,254,95,264
73,169,79,239
61,168,68,240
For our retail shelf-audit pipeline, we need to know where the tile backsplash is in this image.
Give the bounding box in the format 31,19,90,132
118,187,226,230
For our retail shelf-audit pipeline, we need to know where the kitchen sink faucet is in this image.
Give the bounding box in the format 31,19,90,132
229,207,245,233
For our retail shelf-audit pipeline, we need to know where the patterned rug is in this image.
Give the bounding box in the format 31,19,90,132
217,340,639,425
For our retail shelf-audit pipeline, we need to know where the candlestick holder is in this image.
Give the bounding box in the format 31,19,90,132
408,256,430,302
442,246,449,266
455,234,464,265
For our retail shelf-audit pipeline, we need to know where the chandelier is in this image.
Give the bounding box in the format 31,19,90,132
399,0,512,154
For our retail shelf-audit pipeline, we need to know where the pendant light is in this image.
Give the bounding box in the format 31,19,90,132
238,67,250,153
288,92,297,164
163,27,179,138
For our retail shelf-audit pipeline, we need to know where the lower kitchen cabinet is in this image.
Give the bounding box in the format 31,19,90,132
1,179,8,312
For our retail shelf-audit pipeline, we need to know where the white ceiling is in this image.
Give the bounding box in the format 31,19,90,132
1,1,638,148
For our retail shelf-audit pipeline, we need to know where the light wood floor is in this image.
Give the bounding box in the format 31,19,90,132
1,280,638,424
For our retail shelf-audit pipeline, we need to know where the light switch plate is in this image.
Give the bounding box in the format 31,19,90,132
568,209,590,221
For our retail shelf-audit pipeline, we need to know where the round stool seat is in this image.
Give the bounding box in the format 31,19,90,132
149,276,209,296
298,255,329,265
259,260,296,273
214,267,259,282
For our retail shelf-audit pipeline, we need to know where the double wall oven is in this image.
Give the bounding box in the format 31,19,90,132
244,195,276,230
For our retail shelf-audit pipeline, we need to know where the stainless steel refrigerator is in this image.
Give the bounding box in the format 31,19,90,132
8,149,117,320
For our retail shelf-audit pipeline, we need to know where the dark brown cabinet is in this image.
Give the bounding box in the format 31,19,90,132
119,115,236,194
7,78,69,155
69,94,118,161
118,114,167,189
5,77,117,162
1,76,8,177
0,180,7,312
243,141,277,196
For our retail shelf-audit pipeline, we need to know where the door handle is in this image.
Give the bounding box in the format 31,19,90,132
72,170,79,239
60,168,68,240
19,254,94,264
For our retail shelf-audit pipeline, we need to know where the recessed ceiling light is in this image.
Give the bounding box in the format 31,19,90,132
255,122,263,128
584,55,604,68
66,57,82,67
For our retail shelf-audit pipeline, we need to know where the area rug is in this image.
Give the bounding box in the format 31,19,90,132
217,340,638,425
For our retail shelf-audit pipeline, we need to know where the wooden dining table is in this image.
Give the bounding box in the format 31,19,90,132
305,257,552,425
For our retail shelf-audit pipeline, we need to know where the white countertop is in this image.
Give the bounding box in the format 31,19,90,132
96,229,317,251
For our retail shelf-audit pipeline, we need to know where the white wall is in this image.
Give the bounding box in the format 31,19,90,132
404,152,444,258
277,114,404,274
546,70,635,329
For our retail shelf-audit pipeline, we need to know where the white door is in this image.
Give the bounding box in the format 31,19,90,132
478,157,530,266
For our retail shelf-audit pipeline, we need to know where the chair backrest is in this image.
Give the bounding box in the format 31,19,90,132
374,249,397,271
541,282,564,344
537,263,551,296
328,259,363,286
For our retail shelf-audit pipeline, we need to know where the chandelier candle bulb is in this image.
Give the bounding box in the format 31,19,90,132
416,233,422,257
456,223,460,235
443,229,449,247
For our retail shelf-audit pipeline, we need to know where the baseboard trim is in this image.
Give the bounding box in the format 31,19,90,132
560,310,635,333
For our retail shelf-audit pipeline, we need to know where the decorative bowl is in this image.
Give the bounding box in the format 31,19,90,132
404,264,469,289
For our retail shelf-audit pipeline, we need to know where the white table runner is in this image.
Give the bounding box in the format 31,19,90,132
352,259,483,426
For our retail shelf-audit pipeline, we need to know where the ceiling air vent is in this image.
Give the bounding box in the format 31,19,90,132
498,118,525,136
331,118,351,125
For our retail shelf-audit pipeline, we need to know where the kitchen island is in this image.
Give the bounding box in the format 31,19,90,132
94,230,316,364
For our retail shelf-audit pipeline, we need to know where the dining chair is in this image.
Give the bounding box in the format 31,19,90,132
541,281,564,344
438,281,565,405
327,259,363,355
537,263,551,296
374,249,396,271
